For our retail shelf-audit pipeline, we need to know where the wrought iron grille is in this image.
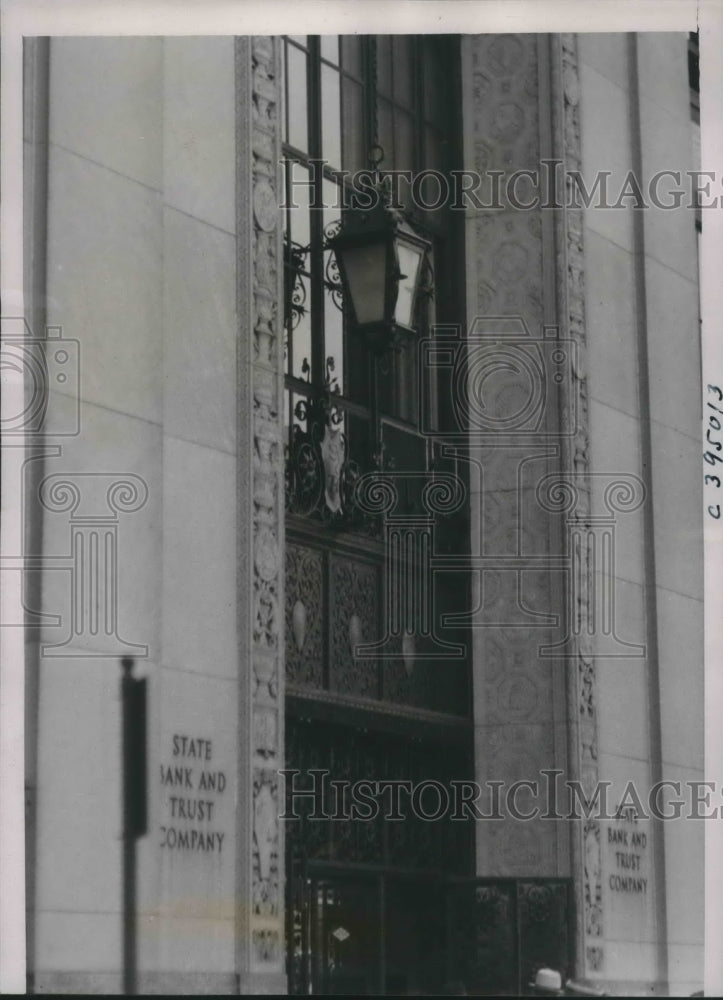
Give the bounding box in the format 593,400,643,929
284,383,381,532
446,877,573,996
285,538,470,714
284,715,473,873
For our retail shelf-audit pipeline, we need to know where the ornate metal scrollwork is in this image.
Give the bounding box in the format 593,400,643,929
284,224,347,330
322,219,345,312
283,239,309,331
285,716,472,873
285,381,377,531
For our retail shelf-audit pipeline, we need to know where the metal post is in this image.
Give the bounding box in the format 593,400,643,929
514,881,522,998
121,657,136,994
122,817,137,995
378,874,386,995
121,656,147,995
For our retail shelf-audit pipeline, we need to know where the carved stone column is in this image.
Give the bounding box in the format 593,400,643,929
461,32,566,881
550,32,603,978
235,36,286,995
461,31,601,981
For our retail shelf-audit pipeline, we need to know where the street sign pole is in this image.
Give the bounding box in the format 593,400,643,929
121,657,147,995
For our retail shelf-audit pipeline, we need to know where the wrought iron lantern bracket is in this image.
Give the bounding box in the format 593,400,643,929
284,148,435,354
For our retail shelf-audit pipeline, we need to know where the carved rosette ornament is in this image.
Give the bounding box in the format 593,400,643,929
552,33,603,974
239,34,285,982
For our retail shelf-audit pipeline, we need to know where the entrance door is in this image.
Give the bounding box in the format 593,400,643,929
288,869,572,995
288,867,448,995
384,876,446,995
289,870,382,995
309,874,380,995
445,877,573,996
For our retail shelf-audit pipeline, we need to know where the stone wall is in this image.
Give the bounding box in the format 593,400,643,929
28,36,243,994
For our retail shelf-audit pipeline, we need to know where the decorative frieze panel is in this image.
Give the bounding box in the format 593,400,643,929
285,535,470,715
464,30,601,977
252,768,281,919
285,716,472,873
285,543,324,688
329,555,379,698
467,34,543,331
551,33,603,975
464,31,558,884
239,33,286,986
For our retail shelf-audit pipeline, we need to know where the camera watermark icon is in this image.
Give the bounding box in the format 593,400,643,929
33,472,150,657
536,472,647,658
338,313,643,657
352,469,468,663
340,312,648,659
437,467,648,656
1,317,80,436
419,316,579,442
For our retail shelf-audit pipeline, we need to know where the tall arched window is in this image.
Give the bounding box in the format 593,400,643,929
282,33,468,711
282,45,472,997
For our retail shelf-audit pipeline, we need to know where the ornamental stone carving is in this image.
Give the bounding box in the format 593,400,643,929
253,775,278,892
552,32,604,973
487,34,524,76
252,928,281,966
241,33,285,984
253,178,277,232
255,527,279,582
253,708,278,759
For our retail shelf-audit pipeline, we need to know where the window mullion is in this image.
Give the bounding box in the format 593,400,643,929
307,37,326,389
413,37,425,208
363,36,377,155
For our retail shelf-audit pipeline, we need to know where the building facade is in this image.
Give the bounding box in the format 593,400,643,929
21,30,702,995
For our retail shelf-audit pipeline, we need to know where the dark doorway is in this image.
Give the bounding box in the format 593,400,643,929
288,866,449,996
288,863,572,996
308,873,380,996
384,876,447,995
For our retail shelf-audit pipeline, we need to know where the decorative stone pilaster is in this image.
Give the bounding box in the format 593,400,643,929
462,33,562,881
462,30,602,979
235,36,286,994
550,33,603,976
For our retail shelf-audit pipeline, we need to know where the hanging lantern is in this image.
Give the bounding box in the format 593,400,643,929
326,195,431,354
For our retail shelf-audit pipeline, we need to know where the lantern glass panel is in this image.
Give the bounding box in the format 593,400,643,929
395,241,424,329
339,240,389,326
